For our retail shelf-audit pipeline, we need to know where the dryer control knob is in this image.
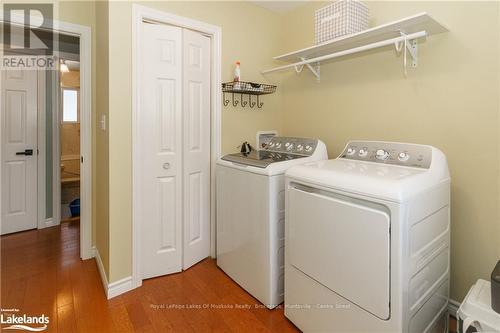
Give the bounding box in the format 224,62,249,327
346,147,356,156
376,149,389,160
305,145,313,152
398,152,410,162
296,144,304,152
358,149,368,157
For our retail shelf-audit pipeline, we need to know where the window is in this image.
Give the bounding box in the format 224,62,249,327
62,88,79,122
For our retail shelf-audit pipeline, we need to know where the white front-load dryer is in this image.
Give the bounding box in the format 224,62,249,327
284,141,450,332
216,137,327,309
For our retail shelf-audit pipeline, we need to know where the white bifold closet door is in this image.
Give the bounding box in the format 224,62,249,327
140,22,211,279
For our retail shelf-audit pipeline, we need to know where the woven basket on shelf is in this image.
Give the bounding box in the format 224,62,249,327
315,0,369,44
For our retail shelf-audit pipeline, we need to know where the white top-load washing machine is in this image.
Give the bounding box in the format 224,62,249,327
284,141,450,333
216,137,327,308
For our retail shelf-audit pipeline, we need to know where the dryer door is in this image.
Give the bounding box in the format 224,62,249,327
287,186,390,320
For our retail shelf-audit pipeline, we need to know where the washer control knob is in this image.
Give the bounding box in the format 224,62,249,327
358,149,368,157
305,145,313,152
269,142,275,148
275,142,282,149
376,149,389,160
286,143,294,151
346,147,356,156
398,152,410,162
296,144,304,152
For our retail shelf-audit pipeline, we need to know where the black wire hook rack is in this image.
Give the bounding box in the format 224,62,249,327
222,81,276,109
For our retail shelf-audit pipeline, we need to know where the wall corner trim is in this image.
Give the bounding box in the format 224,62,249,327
93,246,134,299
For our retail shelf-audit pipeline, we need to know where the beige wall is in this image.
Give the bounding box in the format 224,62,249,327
61,70,80,88
107,1,131,282
60,123,80,157
103,1,500,300
30,1,500,300
56,1,102,268
105,1,285,282
95,0,110,279
279,1,500,302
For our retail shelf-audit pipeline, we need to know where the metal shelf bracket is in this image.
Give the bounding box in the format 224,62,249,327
394,31,419,75
294,63,304,73
407,39,418,68
299,57,321,82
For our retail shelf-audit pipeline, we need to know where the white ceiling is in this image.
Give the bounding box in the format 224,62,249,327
249,1,308,14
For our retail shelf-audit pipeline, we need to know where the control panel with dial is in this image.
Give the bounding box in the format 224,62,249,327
265,137,318,156
340,141,432,169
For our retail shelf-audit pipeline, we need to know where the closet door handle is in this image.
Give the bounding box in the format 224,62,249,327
163,163,170,170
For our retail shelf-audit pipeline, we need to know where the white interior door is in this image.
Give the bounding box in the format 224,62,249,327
140,23,183,279
182,29,211,269
1,70,38,235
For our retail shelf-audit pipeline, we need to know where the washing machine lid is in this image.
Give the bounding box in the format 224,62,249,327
286,141,450,203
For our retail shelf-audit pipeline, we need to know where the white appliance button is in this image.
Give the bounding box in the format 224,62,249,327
376,149,389,160
305,145,313,152
296,144,304,152
358,149,368,157
285,142,290,147
287,143,294,151
346,147,356,156
275,143,282,148
398,152,410,162
269,142,275,148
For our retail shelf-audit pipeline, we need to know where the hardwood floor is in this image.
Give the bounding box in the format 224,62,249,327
1,223,458,333
0,223,299,332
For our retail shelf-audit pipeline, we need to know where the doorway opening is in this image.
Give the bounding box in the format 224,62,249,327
0,16,92,260
60,58,81,224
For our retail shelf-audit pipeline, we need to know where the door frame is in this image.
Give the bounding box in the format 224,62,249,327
131,4,222,288
37,69,61,230
0,12,93,260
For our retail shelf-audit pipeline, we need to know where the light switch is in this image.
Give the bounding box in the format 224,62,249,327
99,114,106,131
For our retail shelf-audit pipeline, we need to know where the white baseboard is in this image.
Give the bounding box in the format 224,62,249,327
448,299,460,318
92,246,134,299
108,276,134,299
93,246,109,296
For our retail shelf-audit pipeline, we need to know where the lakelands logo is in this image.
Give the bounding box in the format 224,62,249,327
1,309,49,331
2,3,55,70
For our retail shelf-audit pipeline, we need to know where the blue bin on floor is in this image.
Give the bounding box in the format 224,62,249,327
69,198,80,217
